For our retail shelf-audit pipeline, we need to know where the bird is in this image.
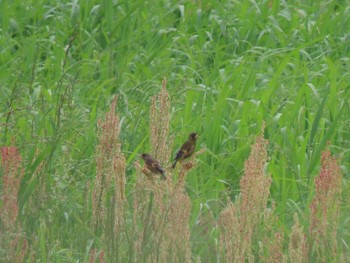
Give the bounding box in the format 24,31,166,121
140,153,166,180
172,132,199,168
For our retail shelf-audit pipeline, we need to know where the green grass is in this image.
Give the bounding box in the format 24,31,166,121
1,0,350,261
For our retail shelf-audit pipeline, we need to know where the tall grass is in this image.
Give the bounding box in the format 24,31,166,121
0,0,349,261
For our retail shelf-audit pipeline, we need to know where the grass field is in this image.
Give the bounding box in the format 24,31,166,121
1,0,349,262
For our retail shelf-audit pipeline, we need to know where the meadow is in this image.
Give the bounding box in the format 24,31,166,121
0,0,349,262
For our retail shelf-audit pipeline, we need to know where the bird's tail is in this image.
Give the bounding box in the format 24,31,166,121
171,160,177,169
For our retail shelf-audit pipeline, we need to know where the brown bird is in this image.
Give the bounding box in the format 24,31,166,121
141,153,166,180
172,132,199,168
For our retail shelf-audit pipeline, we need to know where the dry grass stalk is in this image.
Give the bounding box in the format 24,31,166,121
166,192,192,263
132,78,172,262
0,146,28,262
91,96,126,259
257,202,288,263
1,146,22,230
263,232,287,263
150,78,171,165
218,133,272,262
132,160,159,262
133,78,194,263
218,199,241,262
240,134,272,261
89,249,105,263
288,213,307,263
309,148,342,262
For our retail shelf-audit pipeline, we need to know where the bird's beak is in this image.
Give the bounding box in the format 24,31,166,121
195,134,199,139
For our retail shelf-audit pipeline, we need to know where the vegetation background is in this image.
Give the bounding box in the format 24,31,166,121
0,0,349,262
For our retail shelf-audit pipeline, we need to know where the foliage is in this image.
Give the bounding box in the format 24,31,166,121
0,0,349,261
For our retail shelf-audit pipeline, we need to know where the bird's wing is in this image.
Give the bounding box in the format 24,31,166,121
152,161,165,173
174,149,184,160
150,159,159,167
149,160,161,169
179,141,193,154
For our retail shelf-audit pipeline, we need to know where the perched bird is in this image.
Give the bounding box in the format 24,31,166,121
172,132,199,168
141,153,166,180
